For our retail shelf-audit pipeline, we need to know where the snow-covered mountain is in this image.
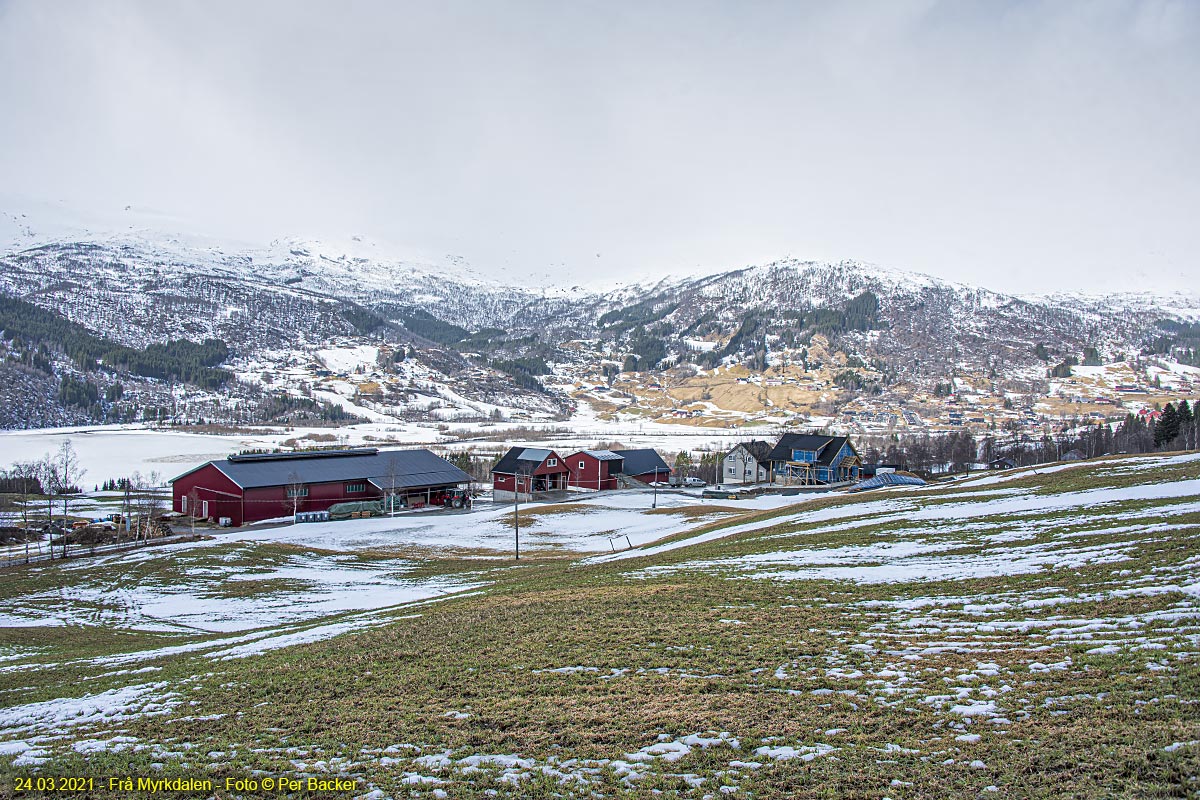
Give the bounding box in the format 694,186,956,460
0,211,1194,430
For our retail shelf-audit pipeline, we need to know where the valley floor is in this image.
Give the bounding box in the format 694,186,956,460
0,453,1198,797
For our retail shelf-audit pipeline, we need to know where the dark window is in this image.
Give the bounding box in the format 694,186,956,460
286,486,309,498
346,483,366,493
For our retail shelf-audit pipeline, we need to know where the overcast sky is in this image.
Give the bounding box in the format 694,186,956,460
1,0,1197,292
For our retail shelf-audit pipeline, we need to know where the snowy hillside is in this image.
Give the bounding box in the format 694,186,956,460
0,207,1195,431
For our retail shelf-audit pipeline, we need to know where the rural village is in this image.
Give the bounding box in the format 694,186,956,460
2,1,1199,797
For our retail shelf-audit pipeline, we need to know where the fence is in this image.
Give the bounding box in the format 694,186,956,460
0,532,201,569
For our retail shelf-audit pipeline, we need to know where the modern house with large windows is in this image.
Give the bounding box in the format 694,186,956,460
765,434,861,485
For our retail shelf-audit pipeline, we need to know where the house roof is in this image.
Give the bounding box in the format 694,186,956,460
731,440,773,466
174,448,470,490
613,448,670,475
576,450,625,462
492,446,564,475
766,434,855,466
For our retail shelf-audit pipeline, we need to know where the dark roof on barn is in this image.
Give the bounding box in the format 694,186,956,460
766,434,855,466
491,447,566,475
614,448,670,475
173,448,469,490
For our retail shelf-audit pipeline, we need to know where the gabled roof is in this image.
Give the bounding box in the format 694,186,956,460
766,434,855,466
173,448,469,490
613,448,670,475
575,450,625,462
731,440,773,466
492,446,564,475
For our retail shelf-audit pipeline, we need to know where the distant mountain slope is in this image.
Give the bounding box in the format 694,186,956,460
0,223,1194,429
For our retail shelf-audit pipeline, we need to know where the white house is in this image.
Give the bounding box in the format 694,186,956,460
722,441,772,485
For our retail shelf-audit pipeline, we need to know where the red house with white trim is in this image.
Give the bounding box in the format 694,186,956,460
491,447,569,501
566,450,624,491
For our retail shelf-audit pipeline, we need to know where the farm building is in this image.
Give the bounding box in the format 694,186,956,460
613,448,672,484
566,450,625,491
492,447,570,501
766,434,861,485
170,448,470,527
722,441,772,485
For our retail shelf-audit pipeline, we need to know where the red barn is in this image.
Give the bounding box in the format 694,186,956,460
170,448,470,526
566,450,625,491
491,447,569,501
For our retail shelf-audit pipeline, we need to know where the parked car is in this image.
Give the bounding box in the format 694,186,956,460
681,477,707,487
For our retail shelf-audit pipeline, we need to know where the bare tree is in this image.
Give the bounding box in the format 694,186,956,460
9,461,44,562
286,471,306,523
50,442,87,557
128,471,164,541
38,453,61,557
384,455,400,515
187,487,200,538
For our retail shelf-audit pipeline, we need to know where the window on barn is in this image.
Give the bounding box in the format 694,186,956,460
547,458,557,467
286,486,309,498
579,461,586,469
346,483,366,493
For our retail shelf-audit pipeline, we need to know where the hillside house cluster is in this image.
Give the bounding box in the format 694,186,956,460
171,448,470,526
491,446,671,500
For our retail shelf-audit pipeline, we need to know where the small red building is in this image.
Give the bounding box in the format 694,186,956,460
170,448,470,526
566,450,625,490
491,447,570,501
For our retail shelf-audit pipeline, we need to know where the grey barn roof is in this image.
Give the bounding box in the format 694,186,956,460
578,450,625,461
174,448,470,490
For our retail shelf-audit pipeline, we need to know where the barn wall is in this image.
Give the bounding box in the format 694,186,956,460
172,465,244,526
567,454,618,490
242,480,384,523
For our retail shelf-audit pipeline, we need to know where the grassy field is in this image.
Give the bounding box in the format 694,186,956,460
1,454,1198,797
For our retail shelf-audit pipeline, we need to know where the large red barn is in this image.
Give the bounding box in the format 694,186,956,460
170,448,470,526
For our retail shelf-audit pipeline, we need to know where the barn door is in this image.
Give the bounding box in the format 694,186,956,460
201,500,209,518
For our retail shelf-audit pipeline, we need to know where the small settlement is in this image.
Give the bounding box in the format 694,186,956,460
491,434,865,500
167,432,949,526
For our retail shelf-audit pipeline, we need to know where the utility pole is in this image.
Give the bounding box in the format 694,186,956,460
514,466,529,561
